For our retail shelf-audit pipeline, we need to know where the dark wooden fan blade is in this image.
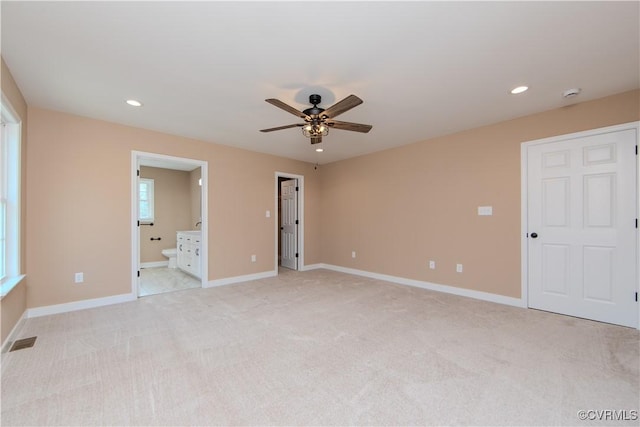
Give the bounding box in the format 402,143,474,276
260,123,303,133
326,120,372,133
320,95,363,119
265,99,309,119
310,136,322,144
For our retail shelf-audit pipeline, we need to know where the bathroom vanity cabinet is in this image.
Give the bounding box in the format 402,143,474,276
177,231,201,279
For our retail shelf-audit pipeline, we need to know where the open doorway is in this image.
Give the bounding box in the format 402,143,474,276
132,152,208,297
275,172,304,272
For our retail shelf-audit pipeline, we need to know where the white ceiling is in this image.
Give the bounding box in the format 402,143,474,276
2,1,638,165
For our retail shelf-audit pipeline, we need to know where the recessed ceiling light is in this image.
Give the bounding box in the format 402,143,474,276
315,148,324,152
126,99,143,107
510,86,529,95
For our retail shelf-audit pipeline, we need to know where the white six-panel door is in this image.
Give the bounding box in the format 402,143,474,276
527,126,637,327
280,179,298,270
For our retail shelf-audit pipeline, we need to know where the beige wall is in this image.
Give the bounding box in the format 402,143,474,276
1,58,28,344
26,107,321,308
8,74,640,315
139,166,192,263
320,90,640,298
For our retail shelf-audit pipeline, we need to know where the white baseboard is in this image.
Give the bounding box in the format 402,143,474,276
27,293,138,318
206,270,277,288
141,261,169,268
318,263,526,308
1,309,27,354
14,263,523,330
300,263,324,271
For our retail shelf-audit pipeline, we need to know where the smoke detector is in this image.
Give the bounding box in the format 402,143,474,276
563,88,581,99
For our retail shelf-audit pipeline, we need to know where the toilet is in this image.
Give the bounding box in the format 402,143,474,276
161,248,178,268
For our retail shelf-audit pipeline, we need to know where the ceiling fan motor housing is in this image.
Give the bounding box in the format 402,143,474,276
309,94,322,105
303,94,325,117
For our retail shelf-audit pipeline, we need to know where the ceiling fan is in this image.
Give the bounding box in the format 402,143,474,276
260,94,372,144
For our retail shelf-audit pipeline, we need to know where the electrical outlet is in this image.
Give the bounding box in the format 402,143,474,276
251,255,256,262
429,260,436,270
456,264,463,273
351,251,356,259
75,272,84,283
478,206,493,216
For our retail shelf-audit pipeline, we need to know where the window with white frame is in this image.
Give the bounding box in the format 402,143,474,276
138,178,155,223
0,123,6,280
0,94,23,296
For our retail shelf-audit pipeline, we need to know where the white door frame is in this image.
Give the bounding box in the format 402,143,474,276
274,171,304,272
131,151,209,296
520,121,640,329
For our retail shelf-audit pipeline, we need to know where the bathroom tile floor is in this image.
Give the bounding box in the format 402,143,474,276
138,267,201,297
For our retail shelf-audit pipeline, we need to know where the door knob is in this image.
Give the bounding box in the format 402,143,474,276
530,232,538,238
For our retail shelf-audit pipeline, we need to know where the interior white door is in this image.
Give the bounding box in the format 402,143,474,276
280,179,298,270
527,127,637,327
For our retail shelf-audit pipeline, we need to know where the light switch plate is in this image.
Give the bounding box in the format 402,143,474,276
265,210,271,218
478,206,493,216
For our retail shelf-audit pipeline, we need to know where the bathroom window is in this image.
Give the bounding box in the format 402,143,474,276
138,178,155,223
0,93,24,297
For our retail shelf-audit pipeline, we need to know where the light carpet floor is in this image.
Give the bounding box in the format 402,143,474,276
1,269,638,426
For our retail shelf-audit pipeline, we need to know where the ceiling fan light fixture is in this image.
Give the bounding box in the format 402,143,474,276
302,123,329,138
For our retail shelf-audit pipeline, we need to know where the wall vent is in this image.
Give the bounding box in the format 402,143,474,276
9,337,37,352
